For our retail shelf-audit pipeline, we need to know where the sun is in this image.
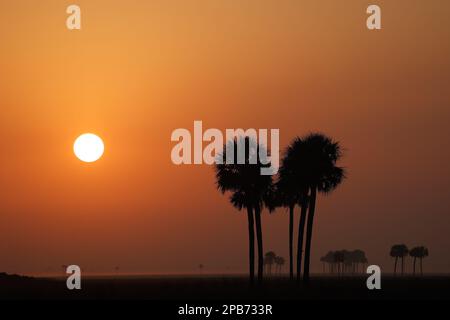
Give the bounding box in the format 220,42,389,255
73,133,105,163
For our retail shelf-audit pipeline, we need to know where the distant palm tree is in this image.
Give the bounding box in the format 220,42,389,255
351,249,367,274
282,134,345,283
322,251,336,274
409,247,419,276
274,256,285,275
215,137,274,284
361,256,368,272
320,256,326,273
341,250,352,275
390,247,399,275
419,247,429,276
264,251,277,275
390,244,409,276
322,250,367,275
410,246,429,276
333,250,345,276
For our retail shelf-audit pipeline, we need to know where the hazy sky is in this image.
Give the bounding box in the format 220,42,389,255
0,0,449,275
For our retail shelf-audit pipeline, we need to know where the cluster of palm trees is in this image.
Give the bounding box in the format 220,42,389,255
390,244,429,276
410,247,429,276
263,251,285,276
320,250,368,275
215,133,345,285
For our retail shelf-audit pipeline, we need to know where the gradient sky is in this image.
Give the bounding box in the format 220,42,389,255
0,0,449,275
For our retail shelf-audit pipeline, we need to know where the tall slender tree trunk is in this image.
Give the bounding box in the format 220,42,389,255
303,186,317,284
254,205,264,283
246,206,255,285
296,200,308,283
288,204,294,280
413,257,416,276
394,257,398,276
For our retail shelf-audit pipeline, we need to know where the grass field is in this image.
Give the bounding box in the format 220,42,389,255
2,273,450,300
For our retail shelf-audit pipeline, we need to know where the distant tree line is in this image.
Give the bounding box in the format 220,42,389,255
320,249,368,275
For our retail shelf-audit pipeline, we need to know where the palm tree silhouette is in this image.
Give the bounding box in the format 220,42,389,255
215,137,274,284
419,247,429,276
390,244,409,276
282,134,345,283
409,247,419,276
410,246,429,276
321,251,336,274
264,251,277,276
351,249,367,274
361,255,368,272
272,175,304,280
274,256,285,275
346,251,355,274
390,246,399,275
321,250,367,275
334,250,345,276
358,250,369,273
320,256,326,273
278,139,309,283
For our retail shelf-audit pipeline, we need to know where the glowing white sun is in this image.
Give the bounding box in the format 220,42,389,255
73,133,104,163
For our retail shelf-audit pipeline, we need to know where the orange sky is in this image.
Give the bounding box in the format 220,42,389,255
0,0,450,275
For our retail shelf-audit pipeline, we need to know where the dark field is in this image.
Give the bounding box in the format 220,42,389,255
1,273,450,300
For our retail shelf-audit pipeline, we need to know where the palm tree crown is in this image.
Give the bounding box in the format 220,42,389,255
282,134,345,194
216,137,273,210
